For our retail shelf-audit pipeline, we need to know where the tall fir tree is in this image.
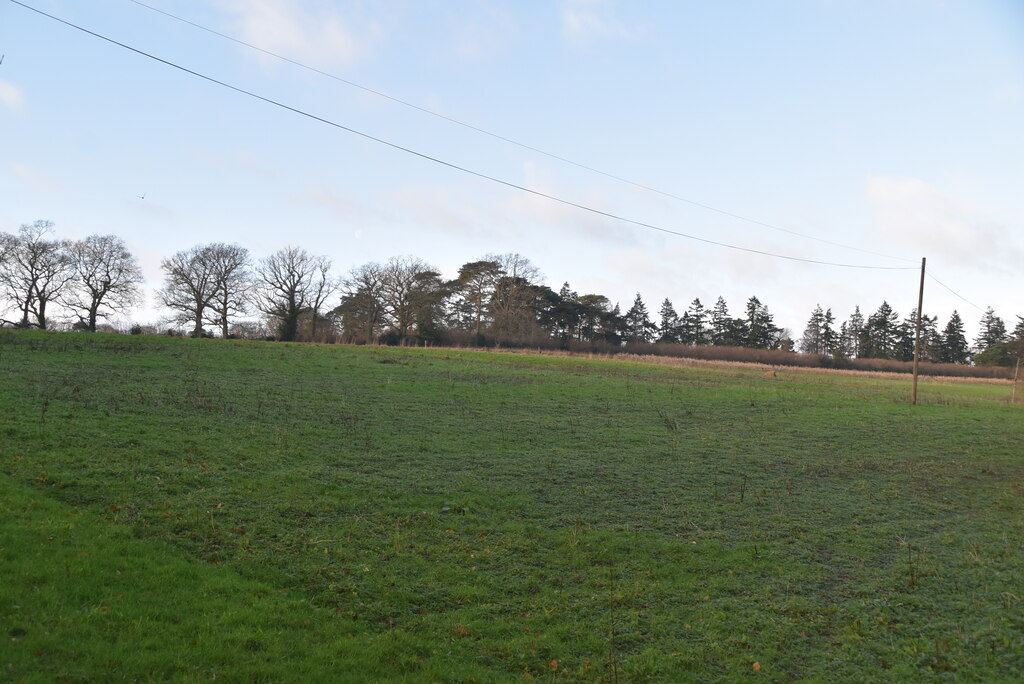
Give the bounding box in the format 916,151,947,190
550,282,581,343
682,298,709,345
896,309,940,363
623,293,656,343
921,314,942,363
974,307,1007,352
844,306,865,358
744,296,780,349
657,298,681,343
940,310,970,364
836,321,852,358
799,305,826,354
710,297,734,346
821,308,837,354
896,310,918,362
862,302,900,359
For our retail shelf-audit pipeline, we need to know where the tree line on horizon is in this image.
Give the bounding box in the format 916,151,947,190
3,220,1023,367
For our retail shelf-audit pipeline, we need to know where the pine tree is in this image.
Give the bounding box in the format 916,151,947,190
835,321,852,358
623,293,655,343
940,310,970,364
550,282,581,343
657,298,681,343
599,303,627,344
821,308,837,354
576,294,611,342
799,305,826,354
844,306,865,358
682,298,709,345
744,296,780,349
895,310,940,363
921,314,942,363
710,297,734,346
896,310,918,362
974,307,1007,353
863,302,900,359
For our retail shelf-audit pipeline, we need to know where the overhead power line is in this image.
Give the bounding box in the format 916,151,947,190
926,272,983,312
124,0,915,265
11,0,918,271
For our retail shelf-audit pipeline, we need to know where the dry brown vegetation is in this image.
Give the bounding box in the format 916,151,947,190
481,342,1014,381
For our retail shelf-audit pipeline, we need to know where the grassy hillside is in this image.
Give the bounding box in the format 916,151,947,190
1,330,1022,681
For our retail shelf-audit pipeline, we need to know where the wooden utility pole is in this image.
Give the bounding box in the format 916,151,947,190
1013,357,1021,404
911,257,926,406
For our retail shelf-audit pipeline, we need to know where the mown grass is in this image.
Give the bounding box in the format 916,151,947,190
1,330,1022,681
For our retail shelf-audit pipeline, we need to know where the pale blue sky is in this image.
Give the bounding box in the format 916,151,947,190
2,0,1022,338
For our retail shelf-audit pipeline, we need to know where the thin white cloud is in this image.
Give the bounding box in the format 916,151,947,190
10,163,60,193
197,148,272,175
301,186,374,222
132,199,178,222
447,7,518,61
216,0,377,70
377,160,632,243
993,83,1022,105
561,0,635,43
387,185,492,238
866,175,1022,271
500,161,637,243
0,80,25,111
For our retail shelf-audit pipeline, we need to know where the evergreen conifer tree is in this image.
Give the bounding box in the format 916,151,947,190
657,298,681,343
974,307,1007,352
940,310,970,364
844,307,865,358
710,297,733,346
623,293,655,343
863,302,900,359
683,298,709,345
744,296,780,349
799,305,826,354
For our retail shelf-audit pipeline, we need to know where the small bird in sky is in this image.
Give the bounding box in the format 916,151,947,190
0,55,5,65
137,192,146,200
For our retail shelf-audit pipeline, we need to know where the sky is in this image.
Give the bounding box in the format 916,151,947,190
2,0,1022,340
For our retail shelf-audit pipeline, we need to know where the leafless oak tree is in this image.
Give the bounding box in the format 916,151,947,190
159,245,220,337
487,253,544,343
337,262,387,344
252,246,335,341
380,256,440,344
63,234,144,332
0,221,75,329
202,243,251,338
0,232,12,265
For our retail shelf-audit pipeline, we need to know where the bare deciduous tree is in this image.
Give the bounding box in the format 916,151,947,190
252,246,335,342
202,243,251,339
63,234,144,332
487,253,544,343
0,232,12,265
380,256,440,344
159,245,220,337
337,262,387,344
0,220,75,329
306,255,335,340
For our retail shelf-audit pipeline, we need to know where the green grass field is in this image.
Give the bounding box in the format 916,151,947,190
2,330,1022,682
